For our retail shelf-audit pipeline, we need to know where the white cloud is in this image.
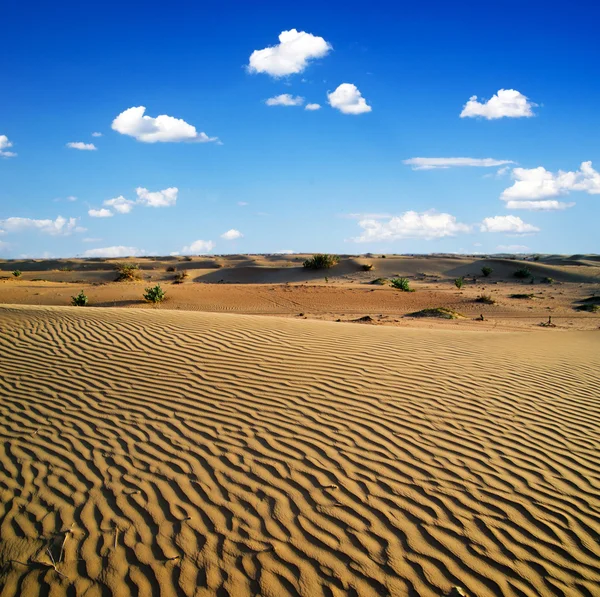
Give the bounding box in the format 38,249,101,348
88,208,113,218
181,239,215,254
67,142,97,151
275,249,295,254
305,103,321,111
220,229,243,240
83,246,145,258
480,215,539,235
91,132,103,137
501,161,600,205
104,195,135,214
496,244,531,253
67,195,77,202
136,187,178,207
505,199,575,211
237,201,248,206
352,210,471,242
0,135,17,157
460,89,536,119
328,83,372,115
404,157,514,170
112,106,218,143
265,94,304,107
248,29,331,77
0,216,80,236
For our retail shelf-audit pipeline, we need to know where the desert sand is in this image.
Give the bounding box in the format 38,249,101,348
1,255,599,596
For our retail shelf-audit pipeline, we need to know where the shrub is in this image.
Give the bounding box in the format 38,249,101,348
475,294,495,304
370,278,388,285
514,267,531,279
58,266,74,272
381,255,386,258
533,255,540,261
407,308,463,319
144,284,166,303
71,290,88,306
12,270,22,278
173,270,189,284
115,263,141,281
390,277,411,291
361,264,373,271
303,254,339,270
541,277,554,284
481,266,493,277
454,277,465,289
166,266,176,272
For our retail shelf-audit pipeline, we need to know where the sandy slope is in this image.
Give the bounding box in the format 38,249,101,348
1,306,600,596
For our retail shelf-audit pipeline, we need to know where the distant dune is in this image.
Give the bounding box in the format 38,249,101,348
1,305,599,596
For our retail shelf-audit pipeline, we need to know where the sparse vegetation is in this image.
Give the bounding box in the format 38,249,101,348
407,307,463,319
510,293,535,299
532,255,540,261
370,278,388,285
361,264,374,271
71,290,88,306
481,266,493,277
166,266,176,272
541,276,554,284
303,254,339,270
58,266,74,272
173,270,189,284
12,270,22,278
390,277,411,291
514,266,532,279
475,294,495,304
454,277,464,289
144,284,166,303
115,263,141,281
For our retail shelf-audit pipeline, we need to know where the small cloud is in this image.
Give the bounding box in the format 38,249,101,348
496,244,530,253
220,229,243,240
181,239,215,254
505,199,575,211
460,89,536,119
0,216,81,236
275,249,295,254
67,142,97,151
237,201,249,206
136,187,178,207
83,246,146,258
248,29,332,77
403,157,514,170
265,94,304,106
91,132,103,137
169,251,180,256
104,195,135,214
88,208,113,218
67,195,77,202
0,135,17,157
112,106,218,143
328,83,372,115
480,215,539,235
305,103,321,111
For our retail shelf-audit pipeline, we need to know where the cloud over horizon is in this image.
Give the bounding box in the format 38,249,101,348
480,215,540,235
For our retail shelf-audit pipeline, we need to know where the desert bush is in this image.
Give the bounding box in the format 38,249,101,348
370,278,388,285
390,277,411,291
361,264,374,271
541,276,554,284
454,277,464,289
115,263,141,281
166,266,176,272
144,284,166,303
481,266,493,277
303,254,339,270
58,266,74,272
475,294,495,304
173,270,189,284
407,307,463,319
71,290,88,306
12,270,22,278
514,267,531,279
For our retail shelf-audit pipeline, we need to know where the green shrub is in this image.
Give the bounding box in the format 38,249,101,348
303,254,339,270
454,277,464,289
12,270,22,278
390,277,411,291
144,284,166,303
514,267,531,279
541,277,554,284
71,290,88,306
481,266,493,277
510,293,535,299
475,294,495,304
115,263,141,281
173,270,189,284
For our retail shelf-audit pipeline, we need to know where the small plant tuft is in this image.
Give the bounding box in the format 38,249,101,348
514,266,531,279
115,263,141,282
481,266,493,277
71,290,88,306
173,270,189,284
12,270,22,278
361,264,374,271
166,266,176,272
144,284,166,303
541,276,554,284
454,277,465,289
475,294,495,304
303,254,339,270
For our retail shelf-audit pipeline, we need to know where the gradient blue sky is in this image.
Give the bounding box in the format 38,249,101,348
1,0,599,258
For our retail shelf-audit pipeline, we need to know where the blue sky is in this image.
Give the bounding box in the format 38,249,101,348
1,0,599,258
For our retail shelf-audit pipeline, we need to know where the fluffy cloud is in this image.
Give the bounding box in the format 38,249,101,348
265,94,304,106
496,244,530,253
181,240,215,254
328,84,372,115
480,215,539,235
112,106,218,143
91,132,103,137
220,229,243,240
248,29,331,77
104,195,135,214
352,210,471,242
136,187,178,207
67,142,97,150
504,199,575,211
88,208,113,218
0,135,16,157
305,103,321,111
83,246,146,258
460,89,536,119
501,161,600,205
0,216,80,236
404,157,514,170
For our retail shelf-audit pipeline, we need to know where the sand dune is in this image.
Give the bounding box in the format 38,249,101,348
1,305,599,596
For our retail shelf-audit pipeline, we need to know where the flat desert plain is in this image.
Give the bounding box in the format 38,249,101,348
1,254,599,596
